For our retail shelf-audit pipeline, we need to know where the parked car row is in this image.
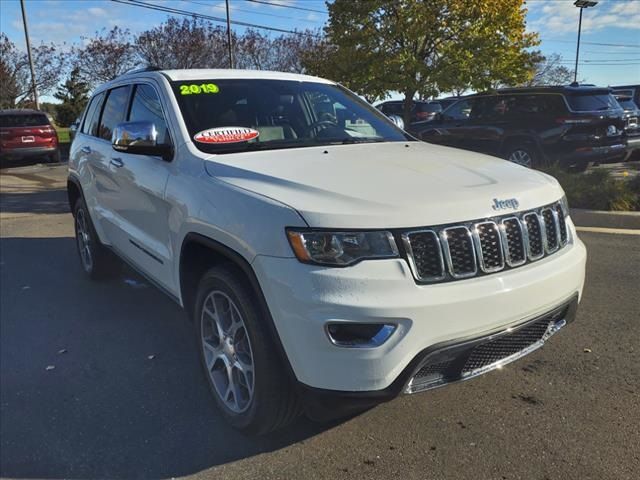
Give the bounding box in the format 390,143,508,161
380,84,639,171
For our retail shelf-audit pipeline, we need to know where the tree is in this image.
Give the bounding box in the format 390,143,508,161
136,18,230,69
54,66,90,126
235,29,323,73
0,33,66,108
305,0,539,123
74,27,138,87
525,53,575,86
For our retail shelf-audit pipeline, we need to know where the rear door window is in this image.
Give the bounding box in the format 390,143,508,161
566,93,618,112
128,84,171,145
99,86,131,141
0,114,49,128
81,92,105,136
444,99,476,121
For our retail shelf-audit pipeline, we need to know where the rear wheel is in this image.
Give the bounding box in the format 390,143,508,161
194,265,300,434
73,198,114,280
504,144,541,169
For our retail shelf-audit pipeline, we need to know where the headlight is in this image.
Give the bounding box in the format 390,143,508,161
287,229,399,266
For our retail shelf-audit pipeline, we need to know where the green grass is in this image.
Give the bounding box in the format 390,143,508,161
543,165,640,211
55,127,71,144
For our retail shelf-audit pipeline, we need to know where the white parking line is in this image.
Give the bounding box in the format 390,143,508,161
576,226,640,236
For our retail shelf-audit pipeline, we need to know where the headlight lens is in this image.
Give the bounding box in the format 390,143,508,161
287,229,399,266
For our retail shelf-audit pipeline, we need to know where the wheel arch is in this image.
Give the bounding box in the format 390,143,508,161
179,232,298,382
67,175,84,215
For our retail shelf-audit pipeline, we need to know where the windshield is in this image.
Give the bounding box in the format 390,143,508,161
616,97,638,111
172,79,412,153
566,93,620,112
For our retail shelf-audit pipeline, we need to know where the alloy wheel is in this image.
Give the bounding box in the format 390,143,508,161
201,291,255,413
508,149,533,167
75,209,93,272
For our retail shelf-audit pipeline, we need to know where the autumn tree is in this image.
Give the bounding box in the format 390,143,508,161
0,33,66,108
74,27,138,87
525,53,575,86
306,0,539,123
136,18,231,69
54,66,90,126
235,29,323,73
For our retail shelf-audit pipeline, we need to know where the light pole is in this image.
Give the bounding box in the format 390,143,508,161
573,0,598,84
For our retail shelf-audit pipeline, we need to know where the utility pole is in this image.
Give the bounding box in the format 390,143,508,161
20,0,39,109
225,0,234,68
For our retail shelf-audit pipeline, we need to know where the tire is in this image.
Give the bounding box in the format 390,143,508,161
504,144,541,169
194,265,300,434
48,150,61,163
73,198,114,280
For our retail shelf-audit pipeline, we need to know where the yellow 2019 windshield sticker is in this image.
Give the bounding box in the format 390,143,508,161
179,83,219,95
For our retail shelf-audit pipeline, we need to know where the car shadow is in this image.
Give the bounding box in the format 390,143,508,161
0,236,336,479
0,188,69,214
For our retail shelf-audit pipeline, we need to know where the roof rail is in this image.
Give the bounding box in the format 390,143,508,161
118,65,162,77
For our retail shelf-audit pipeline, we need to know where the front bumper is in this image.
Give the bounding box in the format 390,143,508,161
252,221,587,394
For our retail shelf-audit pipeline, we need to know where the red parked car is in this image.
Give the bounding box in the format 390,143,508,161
0,109,60,164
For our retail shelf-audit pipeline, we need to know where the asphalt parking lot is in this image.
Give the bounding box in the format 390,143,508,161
1,162,639,480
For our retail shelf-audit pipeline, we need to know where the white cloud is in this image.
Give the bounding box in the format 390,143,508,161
87,7,108,17
527,0,640,35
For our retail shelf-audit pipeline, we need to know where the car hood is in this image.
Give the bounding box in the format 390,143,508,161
203,142,564,228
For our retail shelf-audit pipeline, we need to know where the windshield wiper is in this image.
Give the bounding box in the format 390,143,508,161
330,137,387,145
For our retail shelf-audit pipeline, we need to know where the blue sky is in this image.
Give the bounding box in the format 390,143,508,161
1,0,639,89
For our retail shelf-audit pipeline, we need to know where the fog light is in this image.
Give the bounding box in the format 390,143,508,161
326,323,396,347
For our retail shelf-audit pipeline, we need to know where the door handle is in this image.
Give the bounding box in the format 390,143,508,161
110,157,124,168
81,146,91,154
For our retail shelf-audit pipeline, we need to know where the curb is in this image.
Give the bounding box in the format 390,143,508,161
570,208,640,230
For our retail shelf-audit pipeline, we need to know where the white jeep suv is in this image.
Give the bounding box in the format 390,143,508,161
68,68,587,434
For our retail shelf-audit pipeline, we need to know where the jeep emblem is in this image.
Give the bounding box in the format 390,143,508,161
492,198,519,211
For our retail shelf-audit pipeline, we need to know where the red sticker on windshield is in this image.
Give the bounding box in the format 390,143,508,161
193,126,259,144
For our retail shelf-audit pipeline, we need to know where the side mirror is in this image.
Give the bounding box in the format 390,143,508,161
387,114,405,130
112,121,172,160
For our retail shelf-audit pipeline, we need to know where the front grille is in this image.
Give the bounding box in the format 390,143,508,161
403,201,570,284
462,317,552,374
405,298,576,394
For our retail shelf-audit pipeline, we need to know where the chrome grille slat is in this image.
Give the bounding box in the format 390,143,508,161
403,201,571,283
440,226,477,278
473,221,504,273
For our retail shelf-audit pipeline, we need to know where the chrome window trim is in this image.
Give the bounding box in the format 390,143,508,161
440,226,477,279
401,230,446,282
472,221,505,273
500,216,527,267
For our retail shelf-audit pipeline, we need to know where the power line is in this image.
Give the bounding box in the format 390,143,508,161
181,0,324,24
244,0,327,14
542,38,640,49
111,0,323,37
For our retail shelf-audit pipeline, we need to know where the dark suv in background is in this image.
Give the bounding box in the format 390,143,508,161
613,87,640,160
377,100,443,123
0,109,60,164
408,85,626,170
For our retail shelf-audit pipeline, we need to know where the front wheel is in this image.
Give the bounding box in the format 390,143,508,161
194,265,300,434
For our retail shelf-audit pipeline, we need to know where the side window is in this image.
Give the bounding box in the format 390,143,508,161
99,86,130,141
444,99,474,121
81,92,105,136
128,84,171,145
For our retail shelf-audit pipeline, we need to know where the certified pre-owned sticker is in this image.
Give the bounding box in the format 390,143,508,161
193,127,259,144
